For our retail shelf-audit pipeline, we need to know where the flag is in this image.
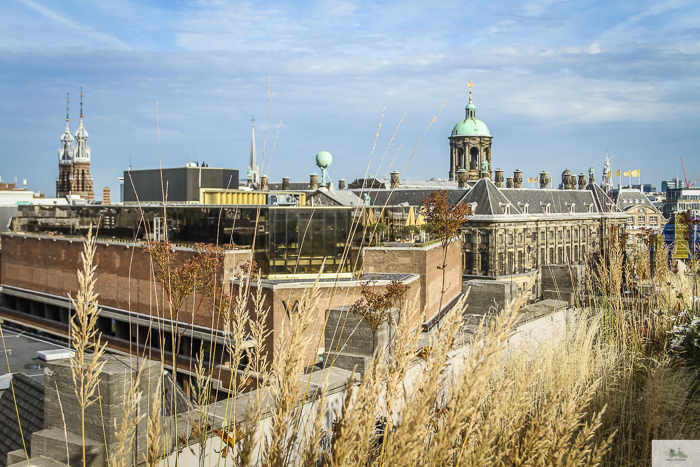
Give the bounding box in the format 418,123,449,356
631,169,639,177
615,169,620,176
607,171,612,178
533,177,539,183
527,177,533,183
623,170,630,177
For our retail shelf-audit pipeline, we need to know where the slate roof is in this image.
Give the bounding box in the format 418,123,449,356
454,178,626,222
310,190,363,206
351,188,468,208
0,373,44,466
456,178,518,216
267,182,314,192
609,188,661,213
587,183,624,213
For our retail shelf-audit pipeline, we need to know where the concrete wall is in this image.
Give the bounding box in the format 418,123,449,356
541,264,584,305
363,239,462,322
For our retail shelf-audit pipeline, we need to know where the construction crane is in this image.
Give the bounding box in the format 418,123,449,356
681,157,700,188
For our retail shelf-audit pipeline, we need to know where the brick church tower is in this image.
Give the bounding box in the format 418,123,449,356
56,88,94,201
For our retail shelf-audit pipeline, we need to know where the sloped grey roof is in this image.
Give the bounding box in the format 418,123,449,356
0,373,44,466
587,183,623,213
500,188,599,214
267,182,314,192
311,190,363,206
609,188,661,213
457,178,518,216
351,188,468,208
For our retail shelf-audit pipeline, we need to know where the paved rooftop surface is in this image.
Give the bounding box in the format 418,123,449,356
0,327,68,387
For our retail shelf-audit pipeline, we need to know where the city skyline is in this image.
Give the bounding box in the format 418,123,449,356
1,0,699,198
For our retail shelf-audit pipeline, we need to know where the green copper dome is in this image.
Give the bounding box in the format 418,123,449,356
451,98,491,136
451,118,491,137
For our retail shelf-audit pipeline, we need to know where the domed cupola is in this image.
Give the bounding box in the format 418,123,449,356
447,81,493,181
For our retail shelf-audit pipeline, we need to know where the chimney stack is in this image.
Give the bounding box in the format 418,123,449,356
494,169,504,188
310,173,319,190
578,173,586,190
282,177,290,191
562,170,575,190
390,171,400,189
539,170,550,189
260,175,269,190
457,169,468,188
506,177,514,188
513,169,523,189
338,178,346,190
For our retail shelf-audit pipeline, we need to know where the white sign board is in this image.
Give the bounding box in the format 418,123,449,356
653,440,700,465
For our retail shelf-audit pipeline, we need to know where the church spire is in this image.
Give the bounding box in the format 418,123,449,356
74,85,90,162
59,91,74,162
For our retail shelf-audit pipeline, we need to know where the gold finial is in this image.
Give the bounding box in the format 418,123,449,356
468,80,474,100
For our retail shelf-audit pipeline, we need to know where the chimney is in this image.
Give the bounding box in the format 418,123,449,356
102,187,111,205
494,169,504,188
578,173,586,190
506,177,514,188
562,170,575,190
338,178,346,190
310,173,319,190
390,171,400,189
282,177,290,190
260,175,269,190
457,169,468,188
513,169,523,189
539,170,549,189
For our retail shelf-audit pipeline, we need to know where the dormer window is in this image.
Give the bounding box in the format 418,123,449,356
518,202,529,214
584,202,594,212
566,202,576,213
540,202,551,213
499,202,511,214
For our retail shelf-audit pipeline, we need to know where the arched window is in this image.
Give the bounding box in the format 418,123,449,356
470,147,479,170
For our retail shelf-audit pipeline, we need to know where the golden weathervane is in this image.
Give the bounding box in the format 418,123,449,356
468,80,474,99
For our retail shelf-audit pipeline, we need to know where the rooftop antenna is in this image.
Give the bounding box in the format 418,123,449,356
65,91,70,122
79,84,83,119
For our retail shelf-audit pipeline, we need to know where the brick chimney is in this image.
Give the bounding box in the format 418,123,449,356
282,177,290,190
310,173,319,190
338,178,346,190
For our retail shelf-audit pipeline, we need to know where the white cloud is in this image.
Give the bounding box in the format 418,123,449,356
15,0,131,50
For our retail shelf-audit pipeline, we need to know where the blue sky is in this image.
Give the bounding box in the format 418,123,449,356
1,0,699,198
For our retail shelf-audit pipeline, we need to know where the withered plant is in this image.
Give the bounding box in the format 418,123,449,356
349,279,410,352
69,225,108,467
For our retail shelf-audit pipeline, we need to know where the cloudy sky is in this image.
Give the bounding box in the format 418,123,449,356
1,0,699,198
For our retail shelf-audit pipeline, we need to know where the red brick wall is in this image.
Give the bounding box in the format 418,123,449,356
0,235,228,330
362,239,462,322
